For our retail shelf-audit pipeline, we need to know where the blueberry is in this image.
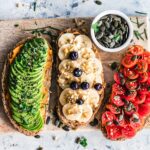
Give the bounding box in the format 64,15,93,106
73,68,82,77
81,82,89,90
70,81,79,90
69,51,78,60
94,83,102,90
76,99,84,105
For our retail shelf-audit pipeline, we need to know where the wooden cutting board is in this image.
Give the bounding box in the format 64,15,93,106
0,16,149,133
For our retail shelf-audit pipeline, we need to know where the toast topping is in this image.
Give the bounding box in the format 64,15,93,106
58,33,103,123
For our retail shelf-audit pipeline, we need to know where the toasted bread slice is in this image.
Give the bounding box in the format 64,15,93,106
1,37,53,136
57,28,105,129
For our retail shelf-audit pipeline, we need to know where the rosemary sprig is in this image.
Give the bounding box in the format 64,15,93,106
135,11,147,15
130,18,144,28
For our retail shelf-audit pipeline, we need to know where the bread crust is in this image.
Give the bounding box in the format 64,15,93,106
1,36,53,136
56,28,105,129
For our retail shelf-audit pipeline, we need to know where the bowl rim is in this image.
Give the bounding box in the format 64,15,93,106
91,10,133,52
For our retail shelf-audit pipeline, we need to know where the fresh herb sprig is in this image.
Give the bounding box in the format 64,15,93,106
135,11,147,15
92,22,99,33
75,136,88,148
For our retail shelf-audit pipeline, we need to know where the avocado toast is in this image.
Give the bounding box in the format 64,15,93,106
1,37,52,135
57,28,105,129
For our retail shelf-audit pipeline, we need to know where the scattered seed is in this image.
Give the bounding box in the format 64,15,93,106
46,116,51,124
62,125,70,131
14,24,19,27
90,118,98,126
75,137,81,144
94,0,102,5
37,146,43,150
34,135,40,139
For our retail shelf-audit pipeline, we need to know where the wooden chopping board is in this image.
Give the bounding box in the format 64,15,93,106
0,16,150,133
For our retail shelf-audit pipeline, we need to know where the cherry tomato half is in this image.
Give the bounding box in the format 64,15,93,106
124,102,138,115
136,60,148,73
122,125,136,138
143,51,150,64
124,90,137,101
138,72,148,83
124,68,139,80
112,83,125,95
125,80,137,90
106,125,122,140
138,104,150,117
111,93,124,106
128,45,144,56
101,111,116,126
122,54,138,68
106,104,121,114
134,94,146,104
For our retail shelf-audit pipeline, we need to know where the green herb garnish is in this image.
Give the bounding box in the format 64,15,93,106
33,1,37,11
131,55,138,61
135,11,147,15
113,33,121,42
94,0,102,5
75,137,88,148
92,22,99,33
144,28,148,40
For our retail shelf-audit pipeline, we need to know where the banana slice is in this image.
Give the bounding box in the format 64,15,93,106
59,88,78,106
58,33,75,48
85,89,100,109
80,47,95,59
59,59,80,74
77,104,93,123
58,44,75,60
74,35,92,49
63,103,82,121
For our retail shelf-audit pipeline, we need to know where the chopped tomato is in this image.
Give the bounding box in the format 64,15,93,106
114,72,125,85
106,125,122,140
136,60,148,73
106,104,121,114
122,54,138,68
128,45,144,55
134,94,146,104
112,83,125,95
123,68,139,79
122,125,136,138
125,80,137,90
124,90,137,101
102,111,116,126
111,94,124,106
130,113,143,130
138,104,150,117
145,96,150,104
138,72,148,83
124,102,138,115
143,51,150,64
138,87,149,95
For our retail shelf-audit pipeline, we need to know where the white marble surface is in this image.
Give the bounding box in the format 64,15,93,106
0,0,150,150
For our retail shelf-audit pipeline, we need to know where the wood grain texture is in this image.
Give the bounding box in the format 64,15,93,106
0,16,149,133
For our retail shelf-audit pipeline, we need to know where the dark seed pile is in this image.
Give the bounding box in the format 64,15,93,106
94,14,129,48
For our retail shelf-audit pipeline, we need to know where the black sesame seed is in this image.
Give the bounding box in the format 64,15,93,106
70,81,79,90
89,118,98,126
62,125,70,131
46,116,51,124
34,135,40,138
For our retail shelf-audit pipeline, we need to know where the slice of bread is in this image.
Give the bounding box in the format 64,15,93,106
57,28,105,129
1,37,53,136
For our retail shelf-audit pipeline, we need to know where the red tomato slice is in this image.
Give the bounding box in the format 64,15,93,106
143,51,150,64
122,125,136,138
138,72,148,83
124,90,137,101
101,111,116,126
138,104,150,117
106,125,122,140
111,93,124,106
124,102,138,115
128,45,144,55
112,83,125,95
106,104,121,114
134,94,146,104
130,113,143,130
125,80,137,90
124,68,139,80
122,54,138,68
136,60,148,73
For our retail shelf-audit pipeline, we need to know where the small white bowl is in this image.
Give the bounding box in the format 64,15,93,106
91,10,133,52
